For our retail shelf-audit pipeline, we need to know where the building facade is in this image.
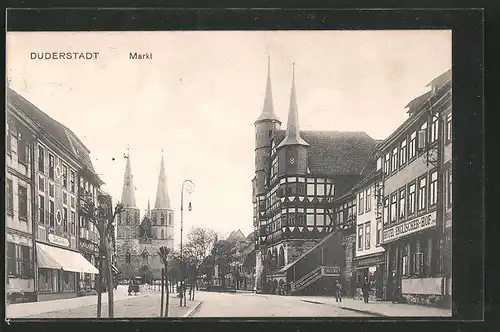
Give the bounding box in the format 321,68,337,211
251,59,378,294
6,101,37,303
115,154,174,281
7,88,99,302
379,70,452,307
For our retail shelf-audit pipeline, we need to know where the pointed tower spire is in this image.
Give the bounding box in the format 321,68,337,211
147,198,151,218
121,153,137,207
255,54,281,124
277,63,309,148
154,153,171,209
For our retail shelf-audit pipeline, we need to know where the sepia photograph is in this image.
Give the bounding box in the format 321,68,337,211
5,29,452,319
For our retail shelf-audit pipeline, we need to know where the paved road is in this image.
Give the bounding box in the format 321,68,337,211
191,291,370,317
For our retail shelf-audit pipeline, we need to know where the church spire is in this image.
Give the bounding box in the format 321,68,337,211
120,153,137,208
277,63,309,148
255,54,281,124
147,198,151,218
154,153,171,209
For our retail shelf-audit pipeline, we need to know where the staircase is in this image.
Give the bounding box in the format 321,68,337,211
291,266,322,293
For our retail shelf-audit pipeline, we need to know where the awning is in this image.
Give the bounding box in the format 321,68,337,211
36,242,99,274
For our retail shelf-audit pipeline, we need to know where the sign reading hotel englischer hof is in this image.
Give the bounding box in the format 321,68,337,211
6,27,453,319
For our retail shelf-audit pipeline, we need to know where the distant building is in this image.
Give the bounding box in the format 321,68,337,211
251,59,378,295
115,154,174,282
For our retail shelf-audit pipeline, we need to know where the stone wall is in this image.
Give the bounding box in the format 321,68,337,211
285,239,319,264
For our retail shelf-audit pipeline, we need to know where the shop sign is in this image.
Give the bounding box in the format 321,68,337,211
355,254,385,267
48,233,69,247
79,239,97,252
323,266,341,276
382,211,436,244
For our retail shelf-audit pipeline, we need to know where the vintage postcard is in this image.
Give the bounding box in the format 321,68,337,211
6,29,453,319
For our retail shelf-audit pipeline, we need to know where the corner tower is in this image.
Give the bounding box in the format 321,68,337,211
276,63,309,176
254,55,282,195
150,154,174,250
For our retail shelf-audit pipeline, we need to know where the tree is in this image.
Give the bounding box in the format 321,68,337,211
183,227,217,300
158,246,171,317
212,240,234,288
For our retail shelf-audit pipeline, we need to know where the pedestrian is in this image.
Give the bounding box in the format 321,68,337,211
362,277,370,303
335,280,343,302
128,279,133,296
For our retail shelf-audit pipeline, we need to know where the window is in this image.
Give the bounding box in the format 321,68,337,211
21,246,31,278
288,214,296,226
71,196,76,209
390,193,397,223
6,127,12,155
18,185,28,220
384,153,390,175
391,147,398,172
62,165,68,188
70,171,75,193
418,177,427,211
402,254,408,276
414,252,424,276
38,176,45,192
126,253,131,264
38,146,45,172
297,213,305,226
409,132,417,159
383,197,389,225
408,184,416,215
49,154,55,179
316,214,324,226
430,171,438,206
39,195,45,224
418,122,428,150
446,113,452,143
365,222,371,249
7,242,16,275
168,213,172,225
160,213,165,225
63,191,68,205
18,133,28,164
142,251,148,260
365,188,371,212
399,188,406,219
430,114,439,143
376,157,382,171
6,243,32,278
358,192,364,214
49,201,55,227
400,140,407,166
447,169,453,208
71,211,76,235
49,183,55,198
38,269,54,292
63,207,68,232
7,179,14,215
358,226,363,250
376,220,382,245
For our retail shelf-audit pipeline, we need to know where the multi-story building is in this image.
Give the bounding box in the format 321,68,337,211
251,59,378,294
6,97,38,303
7,88,99,302
379,70,451,307
115,154,174,281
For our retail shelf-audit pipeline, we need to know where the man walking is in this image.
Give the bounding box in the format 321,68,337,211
335,280,342,302
362,277,370,303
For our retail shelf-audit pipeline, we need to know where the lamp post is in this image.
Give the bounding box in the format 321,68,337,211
180,180,194,307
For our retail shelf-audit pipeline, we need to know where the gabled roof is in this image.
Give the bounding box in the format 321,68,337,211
427,69,452,90
226,229,246,243
274,130,377,176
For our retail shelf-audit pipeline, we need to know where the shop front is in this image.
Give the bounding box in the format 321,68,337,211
354,252,385,300
36,241,99,301
382,211,446,306
78,238,99,291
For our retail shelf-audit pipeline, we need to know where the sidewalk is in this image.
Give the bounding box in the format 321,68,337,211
6,285,147,318
299,296,452,317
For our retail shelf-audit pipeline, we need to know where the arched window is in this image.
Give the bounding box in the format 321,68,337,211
279,246,285,266
168,213,172,225
272,248,278,267
161,213,165,225
161,229,164,239
126,211,130,224
126,252,131,264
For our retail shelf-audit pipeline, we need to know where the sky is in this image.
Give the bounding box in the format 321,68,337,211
6,30,451,244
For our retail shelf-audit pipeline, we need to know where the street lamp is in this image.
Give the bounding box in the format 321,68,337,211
180,180,194,307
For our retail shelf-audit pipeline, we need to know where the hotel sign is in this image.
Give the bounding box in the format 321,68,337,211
383,211,437,243
48,233,70,247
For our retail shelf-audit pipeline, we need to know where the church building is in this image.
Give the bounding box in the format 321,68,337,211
115,154,174,282
252,57,378,294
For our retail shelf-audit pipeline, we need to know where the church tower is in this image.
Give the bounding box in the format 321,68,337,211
116,153,141,279
150,154,174,250
276,63,309,176
254,55,282,195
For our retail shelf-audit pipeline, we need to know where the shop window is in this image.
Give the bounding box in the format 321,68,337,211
38,146,45,173
38,269,54,292
18,184,28,220
429,171,438,206
446,113,452,143
418,177,427,211
365,222,371,249
357,226,363,250
6,179,14,215
408,183,416,215
49,154,55,180
400,139,407,166
399,188,406,219
390,193,397,223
